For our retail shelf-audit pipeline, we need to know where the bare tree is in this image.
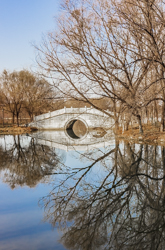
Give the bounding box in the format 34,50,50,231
0,70,54,125
0,70,26,125
23,71,54,121
36,0,162,133
114,0,165,130
35,0,165,133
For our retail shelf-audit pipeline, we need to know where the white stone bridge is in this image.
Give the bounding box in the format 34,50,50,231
29,107,114,131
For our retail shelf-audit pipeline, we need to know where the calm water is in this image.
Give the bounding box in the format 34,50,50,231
0,132,165,250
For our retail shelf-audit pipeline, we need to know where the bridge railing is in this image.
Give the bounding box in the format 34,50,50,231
34,107,113,122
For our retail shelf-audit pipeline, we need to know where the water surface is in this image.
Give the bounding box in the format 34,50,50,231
0,133,165,250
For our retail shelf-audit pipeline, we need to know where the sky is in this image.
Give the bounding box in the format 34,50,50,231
0,0,62,73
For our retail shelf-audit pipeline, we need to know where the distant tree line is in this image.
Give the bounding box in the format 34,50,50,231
36,0,165,133
0,69,55,125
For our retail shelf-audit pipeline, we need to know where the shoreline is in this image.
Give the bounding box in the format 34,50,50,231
116,124,165,146
1,124,165,147
0,126,38,135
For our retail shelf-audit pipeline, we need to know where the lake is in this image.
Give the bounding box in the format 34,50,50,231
0,131,165,250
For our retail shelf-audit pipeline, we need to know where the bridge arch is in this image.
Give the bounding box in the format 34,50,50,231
65,117,88,140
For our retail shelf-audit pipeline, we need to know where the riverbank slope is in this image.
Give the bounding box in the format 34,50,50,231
117,124,165,146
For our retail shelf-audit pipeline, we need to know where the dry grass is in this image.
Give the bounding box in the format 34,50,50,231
117,123,165,145
0,126,38,135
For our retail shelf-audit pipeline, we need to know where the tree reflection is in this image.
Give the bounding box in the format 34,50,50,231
0,135,65,188
41,141,165,250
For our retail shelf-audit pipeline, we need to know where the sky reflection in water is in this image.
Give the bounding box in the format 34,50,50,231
0,134,165,250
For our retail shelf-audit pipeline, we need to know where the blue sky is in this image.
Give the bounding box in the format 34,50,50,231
0,0,62,73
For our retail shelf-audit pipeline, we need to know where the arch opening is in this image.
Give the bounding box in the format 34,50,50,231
66,119,87,139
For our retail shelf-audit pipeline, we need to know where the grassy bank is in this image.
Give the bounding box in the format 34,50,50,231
117,123,165,146
0,126,38,135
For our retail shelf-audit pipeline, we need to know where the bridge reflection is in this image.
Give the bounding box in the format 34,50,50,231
28,130,115,151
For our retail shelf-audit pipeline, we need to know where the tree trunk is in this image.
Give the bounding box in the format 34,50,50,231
160,102,165,132
154,100,158,122
125,121,129,131
30,112,34,122
114,119,119,134
146,108,149,124
2,108,4,127
16,112,19,126
12,113,14,125
125,113,132,131
137,115,143,134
